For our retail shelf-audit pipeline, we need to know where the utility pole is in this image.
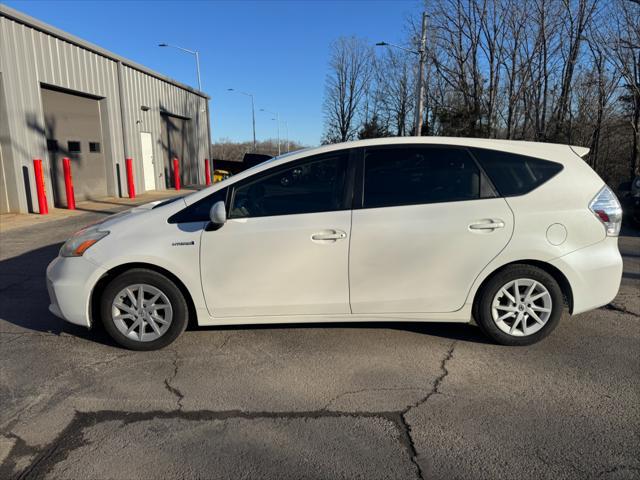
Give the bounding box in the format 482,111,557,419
414,11,428,136
375,11,429,136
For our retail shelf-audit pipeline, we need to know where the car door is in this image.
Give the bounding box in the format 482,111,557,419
200,150,353,317
349,145,514,314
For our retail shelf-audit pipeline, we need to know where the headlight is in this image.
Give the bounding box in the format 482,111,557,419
60,227,109,257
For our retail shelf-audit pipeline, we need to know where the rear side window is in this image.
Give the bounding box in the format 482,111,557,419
229,152,349,218
363,146,483,208
470,148,563,196
168,188,227,223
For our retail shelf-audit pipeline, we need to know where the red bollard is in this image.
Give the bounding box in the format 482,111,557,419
173,158,181,190
62,157,76,210
125,158,136,199
204,158,211,186
33,159,49,215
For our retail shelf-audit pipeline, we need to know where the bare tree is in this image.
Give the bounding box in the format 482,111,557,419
376,49,414,136
549,0,598,141
212,138,306,161
322,37,374,143
319,0,639,188
607,0,640,177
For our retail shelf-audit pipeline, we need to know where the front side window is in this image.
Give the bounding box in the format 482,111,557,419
363,146,482,209
229,152,349,218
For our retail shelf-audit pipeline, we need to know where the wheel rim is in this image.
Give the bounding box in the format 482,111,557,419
111,284,173,342
491,278,553,337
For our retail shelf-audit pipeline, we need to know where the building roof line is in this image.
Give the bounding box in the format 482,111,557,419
0,4,210,100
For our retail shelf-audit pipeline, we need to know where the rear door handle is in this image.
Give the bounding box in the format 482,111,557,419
311,230,347,241
469,220,505,231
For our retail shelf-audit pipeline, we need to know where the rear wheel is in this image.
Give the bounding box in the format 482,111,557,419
100,269,188,350
475,265,564,346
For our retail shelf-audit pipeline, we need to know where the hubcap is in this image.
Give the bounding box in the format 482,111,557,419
491,278,553,337
111,284,173,342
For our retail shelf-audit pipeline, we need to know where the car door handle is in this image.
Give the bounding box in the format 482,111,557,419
311,230,347,241
469,220,505,231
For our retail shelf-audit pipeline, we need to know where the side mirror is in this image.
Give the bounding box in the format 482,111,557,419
208,201,226,229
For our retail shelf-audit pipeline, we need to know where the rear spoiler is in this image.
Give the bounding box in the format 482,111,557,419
570,145,590,158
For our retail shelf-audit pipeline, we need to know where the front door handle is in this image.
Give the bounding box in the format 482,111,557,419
469,220,505,231
311,230,347,242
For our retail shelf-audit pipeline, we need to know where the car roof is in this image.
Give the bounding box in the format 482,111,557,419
300,136,589,159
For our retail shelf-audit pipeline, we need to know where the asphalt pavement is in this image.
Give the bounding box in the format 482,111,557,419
0,199,638,480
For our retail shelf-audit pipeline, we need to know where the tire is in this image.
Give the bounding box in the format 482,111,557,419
100,268,188,351
474,264,564,346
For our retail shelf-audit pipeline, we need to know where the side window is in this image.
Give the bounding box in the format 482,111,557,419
168,188,228,224
229,152,349,218
470,148,563,196
363,146,481,209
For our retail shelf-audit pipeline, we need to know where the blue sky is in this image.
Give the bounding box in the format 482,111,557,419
5,0,421,146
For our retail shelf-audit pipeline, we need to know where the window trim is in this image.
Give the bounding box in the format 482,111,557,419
357,144,497,210
227,149,355,220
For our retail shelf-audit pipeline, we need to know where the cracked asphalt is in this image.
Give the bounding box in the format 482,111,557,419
1,203,639,480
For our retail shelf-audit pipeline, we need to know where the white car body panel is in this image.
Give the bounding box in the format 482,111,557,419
549,237,622,315
45,137,623,333
200,210,351,317
349,198,514,313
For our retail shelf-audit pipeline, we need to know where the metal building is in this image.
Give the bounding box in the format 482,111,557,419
0,5,211,214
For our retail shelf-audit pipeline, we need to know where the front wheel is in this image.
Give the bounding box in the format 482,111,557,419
100,268,188,350
475,265,564,346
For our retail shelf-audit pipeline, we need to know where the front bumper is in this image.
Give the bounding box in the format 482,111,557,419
550,237,623,315
46,255,106,328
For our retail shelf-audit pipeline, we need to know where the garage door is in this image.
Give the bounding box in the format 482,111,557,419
41,87,107,206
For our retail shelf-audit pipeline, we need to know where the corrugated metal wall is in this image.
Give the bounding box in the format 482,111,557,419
120,66,208,189
0,9,210,213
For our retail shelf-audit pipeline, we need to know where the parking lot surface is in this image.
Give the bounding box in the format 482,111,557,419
1,200,638,479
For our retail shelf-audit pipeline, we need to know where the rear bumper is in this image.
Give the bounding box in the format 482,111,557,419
46,255,105,327
550,237,623,315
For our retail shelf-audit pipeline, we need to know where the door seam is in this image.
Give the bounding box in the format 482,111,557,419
347,208,354,314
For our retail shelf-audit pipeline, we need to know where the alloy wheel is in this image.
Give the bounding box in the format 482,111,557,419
491,278,553,337
111,284,173,342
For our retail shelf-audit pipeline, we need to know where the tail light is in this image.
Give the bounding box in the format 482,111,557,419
589,186,622,236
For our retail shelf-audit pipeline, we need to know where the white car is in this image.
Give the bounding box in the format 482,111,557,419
46,137,623,350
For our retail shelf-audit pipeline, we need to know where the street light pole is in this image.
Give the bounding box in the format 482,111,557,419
158,43,202,90
260,108,280,156
283,120,289,153
273,119,289,152
194,51,202,91
375,11,429,136
228,89,257,151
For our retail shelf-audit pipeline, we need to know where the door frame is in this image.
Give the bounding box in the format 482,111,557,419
198,147,358,318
